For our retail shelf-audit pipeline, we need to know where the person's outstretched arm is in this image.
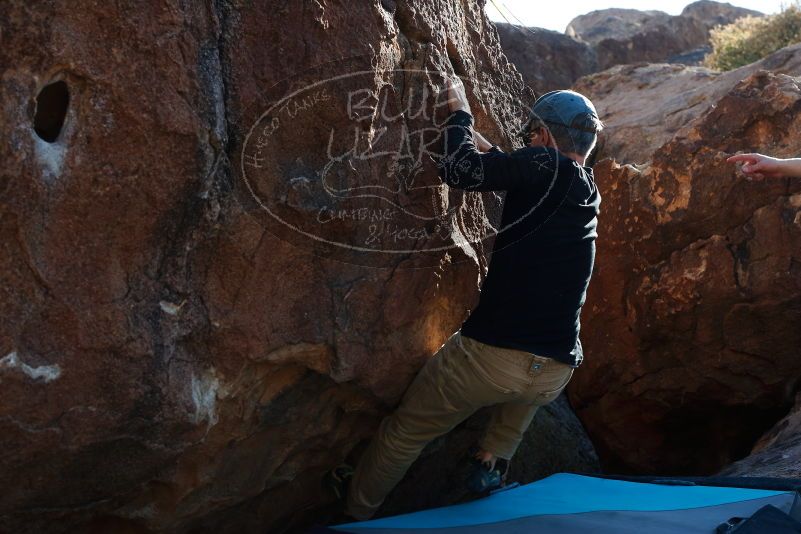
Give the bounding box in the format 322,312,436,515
727,153,801,179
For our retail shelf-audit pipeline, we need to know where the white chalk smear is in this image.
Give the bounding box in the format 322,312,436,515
33,133,66,183
0,351,61,383
190,371,219,426
159,299,186,315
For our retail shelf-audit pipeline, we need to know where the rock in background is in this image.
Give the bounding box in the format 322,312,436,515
568,63,801,474
681,0,761,28
494,1,761,99
495,23,597,95
566,8,670,45
567,1,761,69
576,44,801,164
0,1,596,533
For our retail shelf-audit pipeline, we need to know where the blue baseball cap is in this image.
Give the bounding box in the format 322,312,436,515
529,90,601,134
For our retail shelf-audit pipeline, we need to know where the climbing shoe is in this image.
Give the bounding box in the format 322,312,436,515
466,448,509,494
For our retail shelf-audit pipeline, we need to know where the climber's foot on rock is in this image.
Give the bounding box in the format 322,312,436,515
466,446,509,494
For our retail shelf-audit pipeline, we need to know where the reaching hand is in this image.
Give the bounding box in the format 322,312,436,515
445,77,471,114
727,153,790,179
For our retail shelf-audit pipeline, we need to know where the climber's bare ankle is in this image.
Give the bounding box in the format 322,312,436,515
474,448,497,470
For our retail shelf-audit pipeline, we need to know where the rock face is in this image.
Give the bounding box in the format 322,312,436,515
495,23,597,95
566,2,761,69
576,44,801,164
0,1,596,532
568,68,801,474
721,394,801,479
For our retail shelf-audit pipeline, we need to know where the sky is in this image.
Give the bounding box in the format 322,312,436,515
486,1,786,33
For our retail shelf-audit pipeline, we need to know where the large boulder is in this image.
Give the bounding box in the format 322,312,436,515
576,44,801,164
594,17,708,70
567,2,761,70
495,23,598,95
681,0,761,29
566,8,673,46
0,1,595,532
568,69,801,474
567,8,707,69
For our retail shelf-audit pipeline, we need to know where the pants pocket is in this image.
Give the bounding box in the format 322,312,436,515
532,364,574,404
459,336,525,395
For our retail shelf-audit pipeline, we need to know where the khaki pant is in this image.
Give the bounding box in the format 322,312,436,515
346,331,575,520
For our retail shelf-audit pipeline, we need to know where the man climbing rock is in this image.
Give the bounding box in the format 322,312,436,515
336,77,604,521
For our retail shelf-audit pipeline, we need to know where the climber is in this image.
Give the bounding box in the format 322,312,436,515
328,77,604,522
727,153,801,179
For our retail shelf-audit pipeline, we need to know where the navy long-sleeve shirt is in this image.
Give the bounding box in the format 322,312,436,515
439,110,600,367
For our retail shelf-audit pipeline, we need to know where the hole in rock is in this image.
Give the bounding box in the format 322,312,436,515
34,80,70,143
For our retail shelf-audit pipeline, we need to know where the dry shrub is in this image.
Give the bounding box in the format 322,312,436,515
705,3,801,71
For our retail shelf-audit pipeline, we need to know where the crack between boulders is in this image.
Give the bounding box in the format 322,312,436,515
211,0,234,168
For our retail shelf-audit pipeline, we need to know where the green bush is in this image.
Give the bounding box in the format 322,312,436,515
705,3,801,71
